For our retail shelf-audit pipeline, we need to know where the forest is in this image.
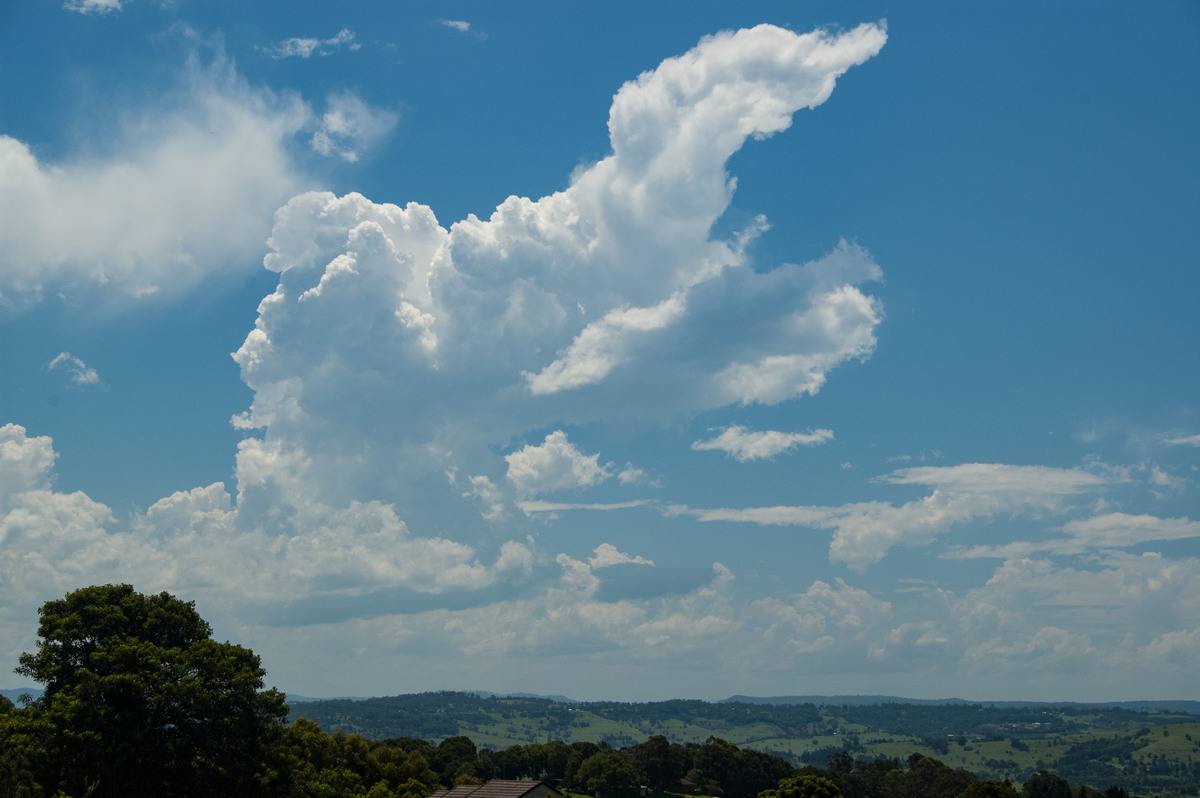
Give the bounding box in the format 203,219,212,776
1,585,1195,798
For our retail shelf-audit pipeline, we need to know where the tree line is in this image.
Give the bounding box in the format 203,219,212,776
0,585,1179,798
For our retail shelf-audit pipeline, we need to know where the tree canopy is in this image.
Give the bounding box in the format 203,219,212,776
9,583,288,797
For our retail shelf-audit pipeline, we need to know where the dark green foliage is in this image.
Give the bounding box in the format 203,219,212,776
572,750,643,796
273,717,442,797
961,781,1020,798
11,583,287,798
759,774,843,798
1022,770,1072,798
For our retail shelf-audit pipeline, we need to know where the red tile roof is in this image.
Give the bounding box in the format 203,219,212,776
429,781,562,798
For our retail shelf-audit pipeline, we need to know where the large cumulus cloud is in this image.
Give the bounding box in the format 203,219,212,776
231,23,889,529
2,23,891,677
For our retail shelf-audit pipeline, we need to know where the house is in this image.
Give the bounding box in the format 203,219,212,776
428,780,564,798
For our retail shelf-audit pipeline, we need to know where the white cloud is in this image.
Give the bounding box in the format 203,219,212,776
1164,433,1200,447
309,93,399,162
260,29,360,59
947,512,1200,559
588,543,653,568
5,418,1196,699
692,425,833,461
439,20,485,40
47,352,100,386
525,296,687,394
0,425,59,507
228,23,887,537
505,431,612,496
63,0,124,14
0,40,311,308
0,424,535,645
672,462,1119,569
0,23,900,693
617,465,651,485
518,500,649,514
753,578,893,657
0,33,403,311
945,553,1200,691
880,462,1113,494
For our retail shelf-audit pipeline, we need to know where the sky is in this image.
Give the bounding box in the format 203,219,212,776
1,0,1198,704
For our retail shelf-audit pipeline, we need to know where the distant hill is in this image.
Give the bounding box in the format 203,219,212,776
1,688,41,703
724,694,1200,714
289,690,1199,748
289,691,1200,794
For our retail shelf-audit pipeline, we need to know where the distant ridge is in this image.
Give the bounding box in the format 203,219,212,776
723,694,1200,714
286,689,579,704
468,690,579,703
1,688,41,703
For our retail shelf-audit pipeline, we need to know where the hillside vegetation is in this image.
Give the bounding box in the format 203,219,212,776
292,692,1200,795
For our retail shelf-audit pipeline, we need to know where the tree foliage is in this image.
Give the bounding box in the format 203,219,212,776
9,584,288,797
759,774,843,798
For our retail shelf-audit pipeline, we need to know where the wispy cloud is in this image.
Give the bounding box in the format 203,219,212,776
519,500,650,514
692,425,833,461
0,33,401,310
1164,433,1200,447
260,28,360,59
670,462,1120,569
0,35,309,308
47,353,100,386
946,512,1200,559
309,92,399,162
63,0,125,14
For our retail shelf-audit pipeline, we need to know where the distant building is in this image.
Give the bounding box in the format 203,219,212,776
428,780,564,798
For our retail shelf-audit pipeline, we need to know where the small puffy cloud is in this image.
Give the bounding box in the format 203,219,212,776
617,465,652,485
440,20,485,39
47,352,100,386
1164,433,1200,447
309,92,399,162
692,425,833,461
506,431,612,496
260,28,360,59
589,543,653,568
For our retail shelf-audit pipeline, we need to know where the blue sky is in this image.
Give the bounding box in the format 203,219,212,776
1,0,1198,703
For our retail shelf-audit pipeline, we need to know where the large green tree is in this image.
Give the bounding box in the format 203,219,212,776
572,751,643,797
758,774,843,798
12,583,288,797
